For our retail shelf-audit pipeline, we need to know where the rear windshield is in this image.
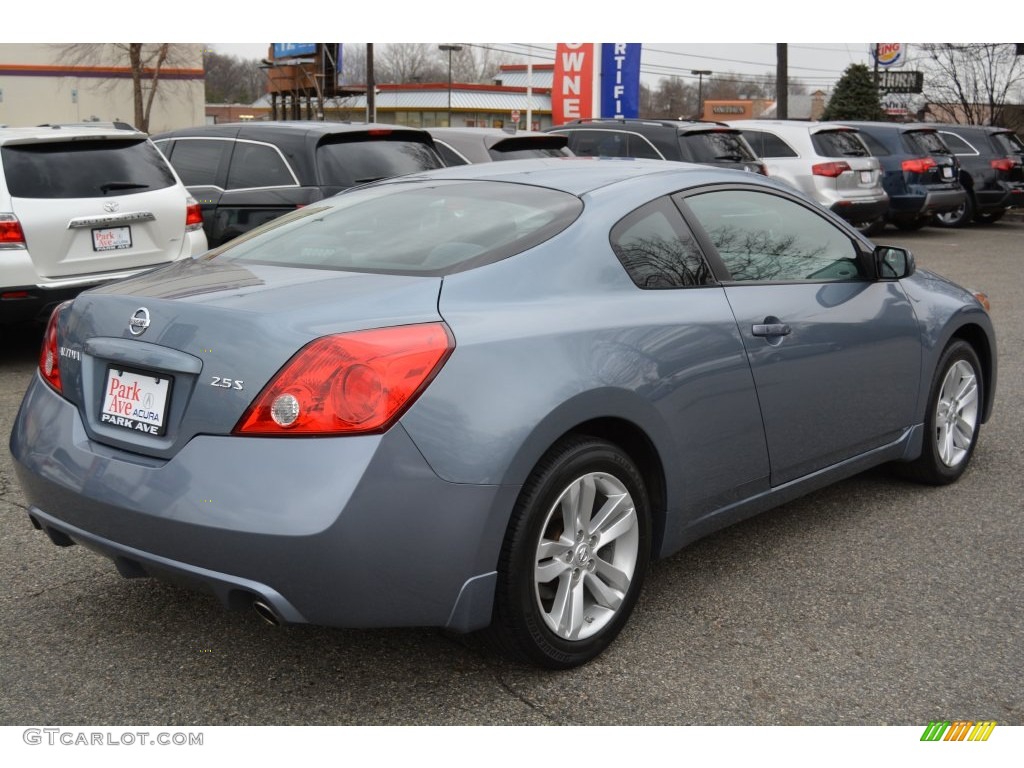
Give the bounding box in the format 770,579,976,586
904,130,951,155
811,130,869,158
208,179,583,275
992,131,1024,155
683,131,757,163
2,139,177,198
488,137,571,161
315,135,443,187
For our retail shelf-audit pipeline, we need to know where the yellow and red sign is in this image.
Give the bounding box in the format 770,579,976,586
873,43,905,68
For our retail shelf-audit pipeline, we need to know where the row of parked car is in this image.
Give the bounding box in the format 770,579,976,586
546,117,1024,235
2,116,1021,325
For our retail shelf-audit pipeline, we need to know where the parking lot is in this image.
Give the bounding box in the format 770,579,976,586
0,219,1021,727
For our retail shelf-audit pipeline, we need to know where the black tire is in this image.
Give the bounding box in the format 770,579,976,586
974,209,1005,224
893,217,930,231
933,195,975,228
488,436,651,669
854,218,886,237
899,340,983,485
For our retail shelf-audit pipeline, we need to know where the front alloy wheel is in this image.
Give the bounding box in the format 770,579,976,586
489,437,651,668
899,340,983,485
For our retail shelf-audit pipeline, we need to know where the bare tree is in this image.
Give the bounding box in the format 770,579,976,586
56,43,197,132
376,43,446,83
919,44,1024,125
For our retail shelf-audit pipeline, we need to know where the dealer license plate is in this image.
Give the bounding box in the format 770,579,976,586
100,368,171,436
92,226,132,252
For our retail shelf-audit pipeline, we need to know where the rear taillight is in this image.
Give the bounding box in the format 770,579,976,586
234,323,454,436
902,157,937,174
0,213,26,248
184,197,204,232
991,158,1015,172
39,301,71,393
812,161,852,178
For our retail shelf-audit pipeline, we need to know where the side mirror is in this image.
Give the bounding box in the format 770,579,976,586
874,245,915,279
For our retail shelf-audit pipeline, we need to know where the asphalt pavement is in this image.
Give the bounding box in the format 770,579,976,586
0,220,1021,727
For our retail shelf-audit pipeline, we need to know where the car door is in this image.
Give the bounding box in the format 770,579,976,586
678,187,922,486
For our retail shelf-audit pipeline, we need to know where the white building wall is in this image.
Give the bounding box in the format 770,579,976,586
0,43,205,132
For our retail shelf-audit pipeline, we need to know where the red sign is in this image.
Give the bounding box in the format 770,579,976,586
553,44,596,125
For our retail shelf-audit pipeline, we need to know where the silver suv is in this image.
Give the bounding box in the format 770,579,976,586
1,123,207,324
728,120,889,234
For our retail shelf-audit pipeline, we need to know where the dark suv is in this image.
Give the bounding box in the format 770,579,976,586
928,124,1024,226
153,122,444,246
838,122,966,231
546,118,766,174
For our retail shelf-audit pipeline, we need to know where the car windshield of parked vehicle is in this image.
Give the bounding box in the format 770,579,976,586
992,131,1024,155
488,138,571,161
684,131,756,163
208,180,583,275
315,136,444,187
684,189,862,282
2,139,178,198
905,130,951,155
811,130,870,158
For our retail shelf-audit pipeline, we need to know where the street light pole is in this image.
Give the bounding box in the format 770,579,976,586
691,69,711,120
439,44,463,127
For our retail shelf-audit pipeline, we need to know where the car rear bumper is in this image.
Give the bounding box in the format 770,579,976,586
888,188,967,219
828,197,889,224
10,374,515,633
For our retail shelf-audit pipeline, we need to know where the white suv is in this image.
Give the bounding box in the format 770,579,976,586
727,120,889,234
1,123,207,324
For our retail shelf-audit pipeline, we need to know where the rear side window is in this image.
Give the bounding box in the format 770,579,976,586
939,132,978,156
741,130,797,158
812,130,869,158
315,136,443,187
610,198,714,288
563,130,662,159
226,142,296,189
857,132,891,156
682,131,756,163
162,138,230,186
435,142,469,166
210,180,582,275
2,139,177,198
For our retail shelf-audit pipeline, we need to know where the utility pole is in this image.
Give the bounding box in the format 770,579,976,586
691,70,711,120
366,44,376,123
776,44,788,119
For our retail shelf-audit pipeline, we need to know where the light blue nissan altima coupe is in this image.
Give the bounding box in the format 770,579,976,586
10,157,996,668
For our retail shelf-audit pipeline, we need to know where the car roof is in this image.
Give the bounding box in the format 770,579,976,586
551,118,736,133
374,156,771,197
153,120,430,138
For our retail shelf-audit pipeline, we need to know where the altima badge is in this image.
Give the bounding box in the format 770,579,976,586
129,307,151,336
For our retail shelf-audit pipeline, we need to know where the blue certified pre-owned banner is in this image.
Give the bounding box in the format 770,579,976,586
273,43,318,60
600,43,641,118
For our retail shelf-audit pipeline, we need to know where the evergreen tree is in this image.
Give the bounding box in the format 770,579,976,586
822,63,885,121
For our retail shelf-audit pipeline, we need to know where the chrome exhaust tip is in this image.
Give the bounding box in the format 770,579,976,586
252,600,281,626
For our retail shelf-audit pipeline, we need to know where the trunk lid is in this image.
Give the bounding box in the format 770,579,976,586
55,259,444,458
